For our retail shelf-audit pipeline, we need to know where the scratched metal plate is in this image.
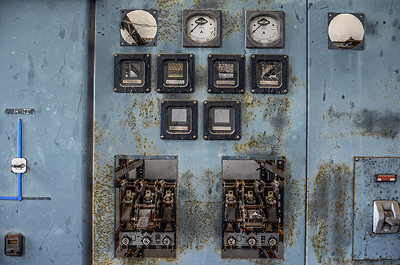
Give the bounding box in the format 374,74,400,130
93,0,306,264
353,157,400,260
0,1,91,264
307,0,400,265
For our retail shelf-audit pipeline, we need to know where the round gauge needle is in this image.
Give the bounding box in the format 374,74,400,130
252,18,270,33
190,17,208,33
190,24,199,33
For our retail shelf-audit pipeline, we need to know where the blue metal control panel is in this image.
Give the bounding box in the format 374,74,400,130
0,0,399,264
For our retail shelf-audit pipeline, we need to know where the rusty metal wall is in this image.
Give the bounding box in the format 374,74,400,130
93,0,306,264
307,0,400,264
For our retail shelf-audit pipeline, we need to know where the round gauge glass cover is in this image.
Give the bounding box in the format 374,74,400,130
249,16,280,44
187,15,217,43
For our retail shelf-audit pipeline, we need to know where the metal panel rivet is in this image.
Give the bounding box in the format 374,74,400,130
114,88,117,91
252,89,255,93
252,55,255,58
236,136,240,139
193,135,197,139
204,101,208,104
157,89,161,92
161,100,165,104
146,88,150,92
204,136,208,139
161,135,165,139
208,54,212,58
208,89,212,93
147,54,150,57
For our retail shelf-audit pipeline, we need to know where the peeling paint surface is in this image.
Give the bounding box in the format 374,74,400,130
94,0,306,264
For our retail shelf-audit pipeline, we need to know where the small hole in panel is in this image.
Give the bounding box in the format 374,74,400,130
328,13,364,49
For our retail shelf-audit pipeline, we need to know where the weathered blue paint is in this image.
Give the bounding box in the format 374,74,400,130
0,0,398,264
307,0,400,264
0,0,90,264
93,0,306,264
353,157,400,260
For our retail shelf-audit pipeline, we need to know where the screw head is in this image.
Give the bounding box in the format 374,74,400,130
114,54,118,57
146,88,150,92
208,89,212,93
193,101,197,104
252,55,255,58
236,101,240,104
157,89,161,92
268,237,277,246
193,135,197,139
208,54,212,58
284,55,288,58
251,89,255,93
189,88,193,92
114,88,117,91
204,136,208,139
190,54,193,57
158,54,161,57
147,54,150,57
161,100,165,104
236,135,240,139
161,135,165,139
204,101,208,104
241,54,244,58
284,89,287,93
240,89,244,93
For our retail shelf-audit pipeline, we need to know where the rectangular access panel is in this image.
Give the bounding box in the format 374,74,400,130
353,157,400,260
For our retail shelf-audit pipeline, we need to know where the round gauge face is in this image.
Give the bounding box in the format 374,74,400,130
187,15,217,43
249,16,280,44
120,10,157,46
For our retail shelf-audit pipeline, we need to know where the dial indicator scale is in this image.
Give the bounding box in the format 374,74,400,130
245,10,284,48
182,9,221,47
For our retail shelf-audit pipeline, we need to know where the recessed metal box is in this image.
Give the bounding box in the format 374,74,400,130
353,157,400,260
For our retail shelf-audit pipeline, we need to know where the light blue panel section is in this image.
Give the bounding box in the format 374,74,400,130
93,0,306,264
307,0,400,264
353,157,400,260
0,1,89,264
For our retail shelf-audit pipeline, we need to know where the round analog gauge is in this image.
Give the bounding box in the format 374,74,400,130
249,16,280,44
120,10,157,46
187,15,217,43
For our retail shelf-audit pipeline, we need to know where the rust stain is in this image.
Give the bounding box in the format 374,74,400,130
308,162,352,265
324,107,400,139
235,97,292,156
157,0,181,44
93,161,115,265
178,170,221,253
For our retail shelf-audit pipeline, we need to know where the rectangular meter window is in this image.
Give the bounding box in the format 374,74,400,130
163,61,187,86
114,53,151,93
251,54,288,94
208,54,245,94
120,61,145,86
161,100,198,140
204,100,241,140
157,54,195,93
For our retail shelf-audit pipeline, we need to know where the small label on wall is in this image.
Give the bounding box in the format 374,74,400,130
5,109,35,115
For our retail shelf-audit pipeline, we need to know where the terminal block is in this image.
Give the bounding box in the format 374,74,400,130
221,158,284,259
115,157,177,258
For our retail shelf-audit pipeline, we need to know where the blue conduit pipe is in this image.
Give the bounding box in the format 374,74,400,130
0,118,23,201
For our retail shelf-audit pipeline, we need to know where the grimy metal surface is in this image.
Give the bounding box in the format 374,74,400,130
1,0,399,264
93,0,306,264
0,0,91,264
307,0,400,265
